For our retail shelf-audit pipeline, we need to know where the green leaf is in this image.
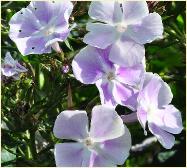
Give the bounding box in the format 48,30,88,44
64,39,74,51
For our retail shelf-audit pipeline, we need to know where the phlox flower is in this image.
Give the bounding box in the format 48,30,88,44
137,72,183,149
84,1,163,67
9,1,73,55
1,52,27,80
53,105,131,167
72,46,145,110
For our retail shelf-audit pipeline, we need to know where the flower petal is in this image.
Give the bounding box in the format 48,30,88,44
88,1,123,24
152,105,183,134
158,81,173,108
90,105,124,142
138,74,162,108
148,123,175,149
109,38,145,67
9,8,41,40
96,79,117,107
139,72,154,90
89,151,115,167
123,92,139,111
116,64,145,86
4,52,16,65
112,80,134,107
127,12,163,44
12,37,51,56
99,125,131,165
1,66,17,77
122,1,149,24
72,46,104,84
28,1,73,24
83,23,118,49
137,108,148,132
53,110,89,140
54,143,91,167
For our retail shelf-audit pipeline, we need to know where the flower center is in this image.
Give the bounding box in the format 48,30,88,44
84,137,93,146
107,72,115,81
44,27,55,36
83,137,95,149
116,23,127,33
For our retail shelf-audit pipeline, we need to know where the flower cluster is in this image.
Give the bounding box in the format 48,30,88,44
4,1,183,167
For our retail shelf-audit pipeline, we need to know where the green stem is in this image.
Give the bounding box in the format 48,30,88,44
29,129,37,160
25,130,32,160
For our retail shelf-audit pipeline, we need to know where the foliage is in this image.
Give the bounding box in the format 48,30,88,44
1,1,186,166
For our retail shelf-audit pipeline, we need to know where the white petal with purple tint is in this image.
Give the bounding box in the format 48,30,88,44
53,110,89,140
83,23,118,49
88,1,123,24
90,105,125,142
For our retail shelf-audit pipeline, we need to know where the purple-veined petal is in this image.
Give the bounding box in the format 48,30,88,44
12,37,51,55
28,1,73,24
138,74,162,108
116,64,145,86
53,110,89,140
137,107,148,132
148,123,175,149
109,37,145,67
83,23,118,49
9,8,41,39
112,80,134,106
89,151,115,167
99,125,131,165
72,46,104,84
127,12,163,44
122,92,139,111
88,1,123,24
96,79,117,107
122,1,149,24
54,143,91,167
96,46,114,70
139,72,172,108
90,105,124,142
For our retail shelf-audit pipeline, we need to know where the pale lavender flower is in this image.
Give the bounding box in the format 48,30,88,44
53,105,131,167
9,1,73,55
1,52,27,80
72,46,145,110
84,1,163,67
137,72,183,149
